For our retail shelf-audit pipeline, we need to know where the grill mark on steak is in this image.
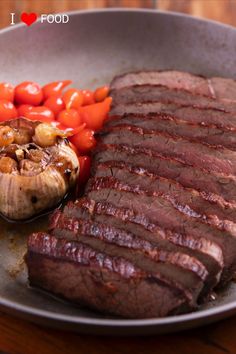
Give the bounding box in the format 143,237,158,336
110,85,236,113
93,144,236,204
28,232,142,278
106,114,236,151
51,212,208,301
51,211,209,281
86,176,236,283
110,102,236,131
98,125,236,176
60,199,221,296
63,198,224,274
110,71,236,102
27,232,192,317
86,176,236,236
94,162,236,224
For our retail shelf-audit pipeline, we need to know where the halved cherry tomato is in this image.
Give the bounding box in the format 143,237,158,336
63,88,83,109
51,120,67,131
23,106,54,122
0,83,14,102
0,100,18,121
69,128,96,153
78,97,112,131
65,123,86,136
17,104,33,117
94,86,109,102
14,81,43,106
57,109,82,128
42,80,72,100
44,95,65,116
81,90,95,106
77,156,91,185
51,121,86,136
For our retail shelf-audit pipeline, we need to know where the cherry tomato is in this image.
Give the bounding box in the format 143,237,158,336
44,95,65,116
51,120,67,131
69,128,96,153
81,90,95,106
23,106,54,122
63,88,83,109
78,97,112,131
42,80,72,100
94,86,109,102
57,109,82,128
0,100,18,122
0,83,14,102
51,121,86,136
78,156,91,185
17,104,33,117
14,81,43,106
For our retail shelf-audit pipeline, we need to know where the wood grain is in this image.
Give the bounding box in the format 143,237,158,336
0,310,235,354
158,0,236,26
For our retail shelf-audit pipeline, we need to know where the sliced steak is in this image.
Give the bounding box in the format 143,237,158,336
63,198,223,278
111,71,212,95
110,70,236,101
93,143,236,203
110,85,236,113
26,70,236,319
51,211,208,301
51,205,222,296
98,126,236,176
86,176,236,283
26,232,192,318
210,77,236,102
110,102,236,131
106,114,236,150
94,162,236,224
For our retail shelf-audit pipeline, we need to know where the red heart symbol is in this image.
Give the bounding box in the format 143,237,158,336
21,12,37,26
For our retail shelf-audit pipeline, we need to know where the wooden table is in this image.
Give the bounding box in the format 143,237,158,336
1,1,236,353
0,311,236,354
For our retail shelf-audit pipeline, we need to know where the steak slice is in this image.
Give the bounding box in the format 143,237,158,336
86,176,236,283
98,125,236,176
110,70,236,101
26,232,192,318
93,144,236,203
63,198,223,278
106,114,236,150
110,85,236,113
51,207,221,297
50,211,207,302
94,162,236,224
110,71,212,95
110,102,236,131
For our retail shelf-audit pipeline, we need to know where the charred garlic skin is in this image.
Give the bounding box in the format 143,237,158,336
0,118,79,221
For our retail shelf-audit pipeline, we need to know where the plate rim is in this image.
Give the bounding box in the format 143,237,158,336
1,292,236,328
1,7,236,36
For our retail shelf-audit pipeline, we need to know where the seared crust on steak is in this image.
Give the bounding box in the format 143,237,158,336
26,70,236,318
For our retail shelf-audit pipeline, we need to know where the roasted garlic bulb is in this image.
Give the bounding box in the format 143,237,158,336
0,118,79,220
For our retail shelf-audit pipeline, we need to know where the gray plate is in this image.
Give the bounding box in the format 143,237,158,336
0,9,236,335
